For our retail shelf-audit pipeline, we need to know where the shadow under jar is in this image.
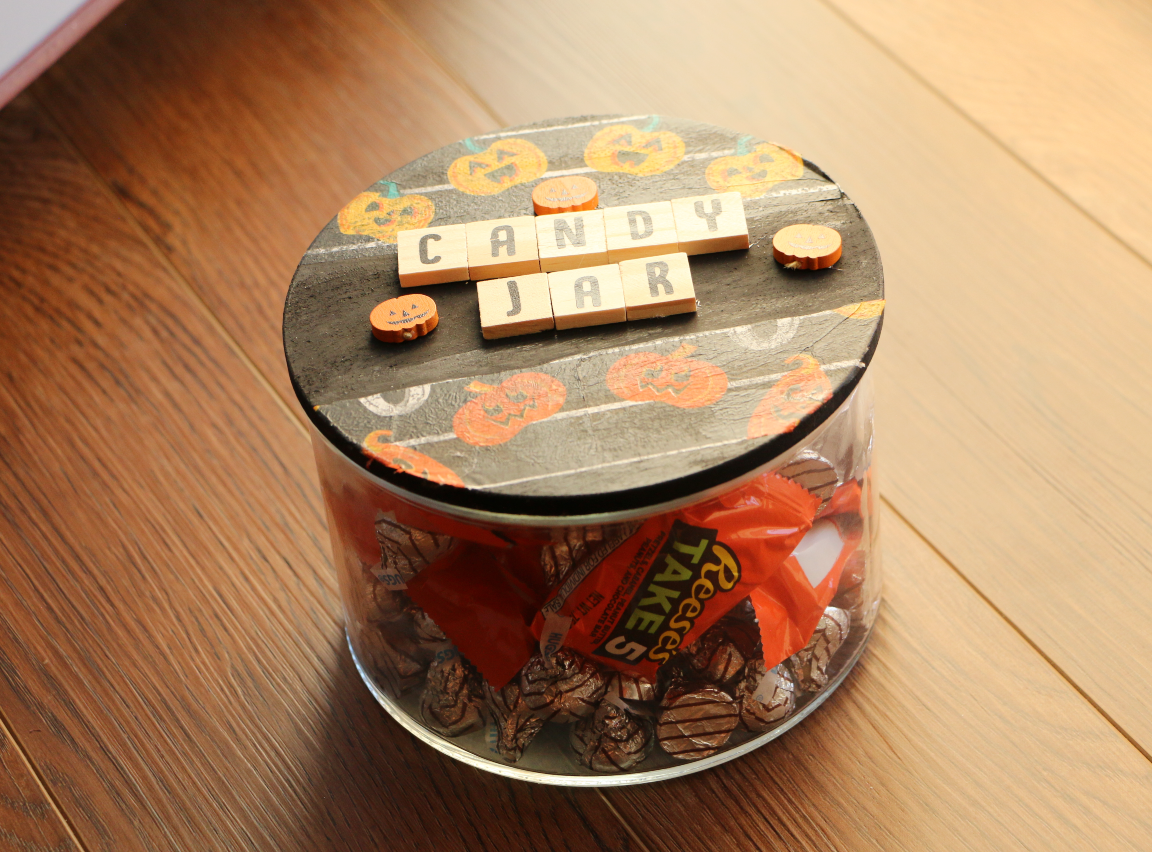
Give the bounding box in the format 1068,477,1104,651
285,115,884,785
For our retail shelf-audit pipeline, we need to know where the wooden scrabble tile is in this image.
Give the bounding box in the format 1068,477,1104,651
619,252,697,320
603,201,679,262
547,264,627,330
397,223,469,287
670,191,749,255
466,216,540,280
476,273,554,340
535,210,609,272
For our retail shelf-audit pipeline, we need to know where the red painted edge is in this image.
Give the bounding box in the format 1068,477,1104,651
0,0,124,109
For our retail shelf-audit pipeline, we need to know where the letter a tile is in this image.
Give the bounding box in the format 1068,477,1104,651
397,223,469,287
466,216,541,280
477,273,554,340
548,264,627,330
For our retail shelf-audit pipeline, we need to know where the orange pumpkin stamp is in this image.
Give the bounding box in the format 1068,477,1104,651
772,224,843,270
531,176,599,215
370,294,439,343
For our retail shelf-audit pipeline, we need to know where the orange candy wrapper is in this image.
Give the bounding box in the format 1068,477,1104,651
320,430,865,687
532,474,821,680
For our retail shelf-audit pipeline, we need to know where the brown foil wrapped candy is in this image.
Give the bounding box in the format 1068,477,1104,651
681,620,757,685
736,659,796,731
484,681,545,763
789,606,851,692
831,548,868,613
604,671,657,706
570,701,655,772
656,686,740,761
421,655,486,737
375,516,455,586
541,525,604,588
520,649,608,723
777,451,839,511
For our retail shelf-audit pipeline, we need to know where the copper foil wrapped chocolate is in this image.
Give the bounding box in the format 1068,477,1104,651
519,649,607,723
777,451,838,511
656,686,739,760
789,606,851,692
681,619,759,685
406,601,449,644
605,671,656,706
570,701,654,772
541,525,604,588
736,659,796,731
375,516,454,585
484,681,545,763
831,548,867,613
421,656,485,737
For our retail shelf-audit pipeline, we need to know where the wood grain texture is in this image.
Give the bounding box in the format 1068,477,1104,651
826,0,1152,265
31,0,497,414
610,500,1152,849
0,714,78,852
0,95,628,851
387,0,1152,764
8,0,1152,846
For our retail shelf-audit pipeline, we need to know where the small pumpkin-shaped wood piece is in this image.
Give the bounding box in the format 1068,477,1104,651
447,138,549,196
362,430,465,487
584,118,686,176
452,373,567,447
772,224,843,270
605,343,728,409
531,176,599,215
370,294,438,343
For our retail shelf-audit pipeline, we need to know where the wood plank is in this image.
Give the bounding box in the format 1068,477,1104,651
30,0,497,413
826,0,1152,265
0,95,629,851
609,500,1152,849
0,713,79,852
385,0,1152,765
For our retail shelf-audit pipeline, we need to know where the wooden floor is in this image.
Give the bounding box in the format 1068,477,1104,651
2,0,1152,848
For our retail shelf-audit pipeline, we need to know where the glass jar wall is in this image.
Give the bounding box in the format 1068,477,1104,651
315,375,879,786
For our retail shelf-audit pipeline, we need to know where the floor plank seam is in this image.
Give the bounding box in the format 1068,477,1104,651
372,0,505,130
816,0,1152,277
0,702,88,851
880,494,1152,768
594,790,650,852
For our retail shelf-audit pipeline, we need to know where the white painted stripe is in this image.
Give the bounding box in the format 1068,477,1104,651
472,115,652,139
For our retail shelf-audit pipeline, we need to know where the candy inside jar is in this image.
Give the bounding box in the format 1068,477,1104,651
320,375,880,785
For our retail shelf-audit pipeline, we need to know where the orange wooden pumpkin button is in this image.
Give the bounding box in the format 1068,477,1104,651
370,293,439,343
531,176,599,215
772,224,842,270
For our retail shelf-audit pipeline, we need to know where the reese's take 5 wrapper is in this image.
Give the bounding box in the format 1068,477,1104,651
533,473,820,679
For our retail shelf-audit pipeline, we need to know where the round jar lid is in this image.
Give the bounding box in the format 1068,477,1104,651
284,115,884,518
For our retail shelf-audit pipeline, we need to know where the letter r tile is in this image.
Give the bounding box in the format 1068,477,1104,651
397,223,469,286
619,252,697,320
